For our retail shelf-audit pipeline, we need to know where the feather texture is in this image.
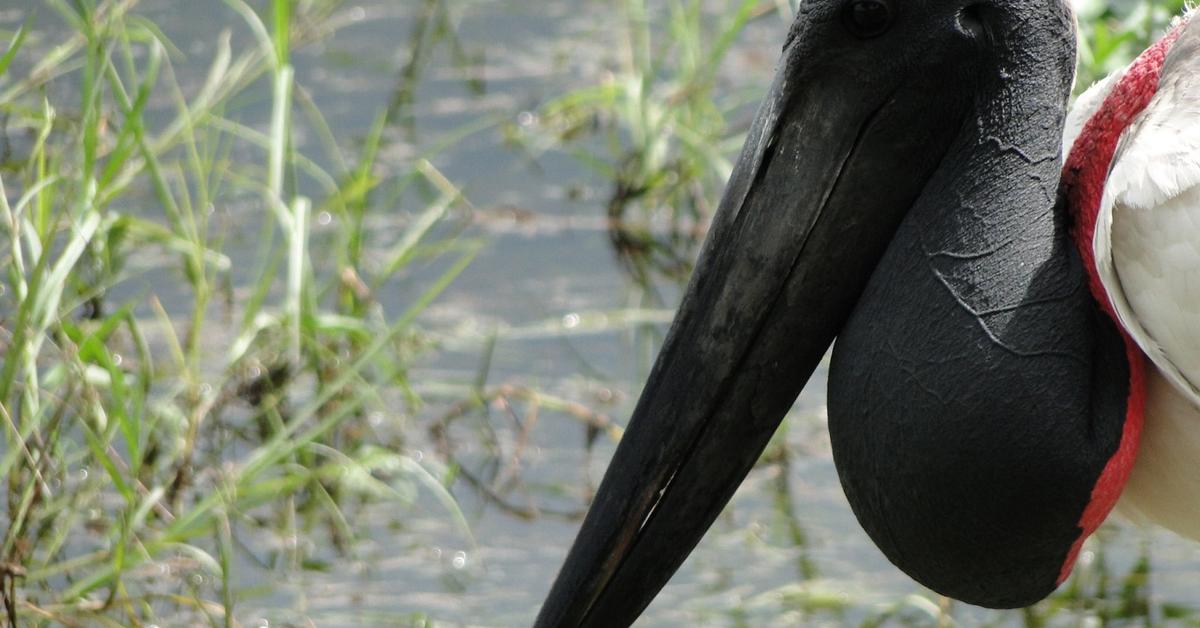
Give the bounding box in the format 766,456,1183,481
1088,13,1200,541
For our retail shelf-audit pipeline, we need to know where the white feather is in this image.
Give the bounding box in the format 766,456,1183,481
1117,370,1200,541
1062,70,1121,157
1089,15,1200,541
1097,16,1200,406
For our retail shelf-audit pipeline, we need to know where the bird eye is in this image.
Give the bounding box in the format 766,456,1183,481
958,4,991,41
843,0,893,39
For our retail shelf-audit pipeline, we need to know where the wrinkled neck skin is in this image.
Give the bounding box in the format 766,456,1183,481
917,12,1078,308
827,5,1134,609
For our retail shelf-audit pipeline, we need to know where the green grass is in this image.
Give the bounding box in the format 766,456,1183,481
512,0,773,293
0,0,480,624
0,0,1197,625
1075,0,1191,89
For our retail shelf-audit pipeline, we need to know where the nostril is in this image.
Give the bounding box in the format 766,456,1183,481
958,3,991,41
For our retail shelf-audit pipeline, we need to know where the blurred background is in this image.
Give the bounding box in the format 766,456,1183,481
0,0,1198,625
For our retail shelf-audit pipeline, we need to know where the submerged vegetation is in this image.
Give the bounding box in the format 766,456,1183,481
0,0,1195,625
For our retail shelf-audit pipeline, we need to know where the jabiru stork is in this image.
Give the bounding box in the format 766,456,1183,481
536,1,1200,624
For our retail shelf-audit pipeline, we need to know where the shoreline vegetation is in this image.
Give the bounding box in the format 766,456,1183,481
0,0,1192,625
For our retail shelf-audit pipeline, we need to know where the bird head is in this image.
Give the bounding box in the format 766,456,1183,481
535,1,1163,625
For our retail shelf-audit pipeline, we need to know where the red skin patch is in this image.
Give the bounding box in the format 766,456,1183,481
1056,20,1190,584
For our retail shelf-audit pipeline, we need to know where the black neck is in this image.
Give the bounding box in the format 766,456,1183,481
826,7,1133,608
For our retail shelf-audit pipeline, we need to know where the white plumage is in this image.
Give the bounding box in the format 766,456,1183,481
1074,12,1200,542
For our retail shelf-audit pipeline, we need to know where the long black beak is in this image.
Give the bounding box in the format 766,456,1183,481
535,35,969,628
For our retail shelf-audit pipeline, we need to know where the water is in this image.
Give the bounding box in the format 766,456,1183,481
7,0,1200,625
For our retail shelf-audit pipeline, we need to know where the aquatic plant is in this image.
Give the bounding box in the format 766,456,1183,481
0,0,477,624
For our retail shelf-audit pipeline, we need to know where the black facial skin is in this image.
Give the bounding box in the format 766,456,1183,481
535,0,1129,624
